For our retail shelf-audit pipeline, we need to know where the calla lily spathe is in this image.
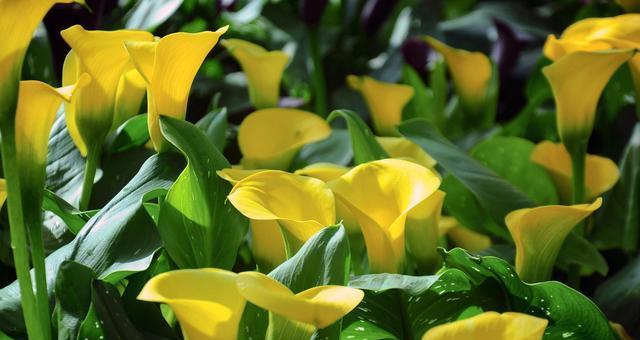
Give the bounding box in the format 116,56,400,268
227,171,335,271
531,141,619,203
125,27,228,152
238,108,331,170
346,75,414,136
422,311,548,340
138,269,246,340
506,198,602,283
222,39,289,109
377,136,437,168
405,190,445,272
331,159,441,273
217,168,266,184
439,217,492,253
60,25,153,156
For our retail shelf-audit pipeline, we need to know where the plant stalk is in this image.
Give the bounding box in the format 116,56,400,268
27,213,51,340
79,145,101,211
307,28,328,117
567,139,587,289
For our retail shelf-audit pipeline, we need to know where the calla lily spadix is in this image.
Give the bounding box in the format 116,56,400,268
377,136,437,169
226,171,336,271
346,75,414,136
439,216,492,253
125,26,228,152
506,198,602,283
238,108,332,170
222,39,289,109
138,269,246,340
422,311,548,340
531,141,619,203
331,159,441,273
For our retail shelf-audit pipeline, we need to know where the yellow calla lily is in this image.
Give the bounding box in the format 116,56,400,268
422,311,548,340
227,171,335,271
405,190,445,272
423,36,492,114
294,163,350,182
506,198,602,283
138,269,246,340
217,168,266,184
439,217,492,253
125,27,228,152
0,179,6,210
0,0,82,124
377,136,437,168
112,68,147,132
346,75,414,136
236,271,364,330
542,49,633,144
331,159,441,273
531,141,619,203
222,39,289,109
238,108,332,170
60,25,153,156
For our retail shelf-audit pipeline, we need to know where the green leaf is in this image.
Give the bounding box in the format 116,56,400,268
83,280,143,339
399,119,535,229
54,261,95,340
125,0,184,31
42,190,89,235
557,233,608,277
402,66,434,122
110,114,150,153
158,116,247,269
291,129,353,169
327,110,388,164
196,107,228,151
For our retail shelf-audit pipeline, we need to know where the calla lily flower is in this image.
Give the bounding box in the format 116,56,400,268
422,311,548,340
542,49,633,145
0,0,83,124
112,69,147,132
0,179,6,210
60,25,153,156
405,190,445,272
294,163,350,182
423,36,492,115
222,39,289,109
331,159,441,273
439,217,491,253
138,269,246,340
227,171,335,271
346,75,414,136
531,141,619,203
506,198,602,283
217,168,266,184
125,27,228,152
236,271,364,330
238,108,332,170
377,136,437,168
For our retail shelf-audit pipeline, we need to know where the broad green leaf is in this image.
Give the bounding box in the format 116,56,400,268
110,114,150,153
125,0,184,31
291,129,353,169
54,261,95,340
402,66,434,122
82,280,143,339
195,107,228,151
42,190,89,235
22,26,55,84
327,110,388,164
0,153,183,335
557,233,608,277
158,116,247,269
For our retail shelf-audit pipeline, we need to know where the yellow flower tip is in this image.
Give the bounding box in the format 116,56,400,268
217,168,267,185
138,269,245,340
610,322,633,340
377,136,437,168
238,108,331,170
531,141,620,203
506,198,602,282
236,272,363,329
331,159,441,273
0,179,5,210
422,311,548,340
422,36,492,110
542,49,634,143
294,163,350,182
438,217,492,253
346,75,414,136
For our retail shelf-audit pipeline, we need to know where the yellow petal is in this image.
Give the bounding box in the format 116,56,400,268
236,271,364,329
405,190,445,272
422,311,548,340
377,136,437,168
423,36,492,111
331,159,441,273
0,179,6,210
438,217,492,253
531,141,620,203
249,219,288,273
222,39,289,109
60,25,153,155
238,108,331,170
217,168,267,185
138,269,246,340
111,69,146,131
346,75,414,136
542,34,612,61
542,49,633,144
126,27,228,152
227,170,335,255
62,51,88,156
506,198,602,282
294,163,350,182
610,322,633,340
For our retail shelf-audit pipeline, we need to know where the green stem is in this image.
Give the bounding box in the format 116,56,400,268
79,146,101,211
0,125,43,340
27,213,51,340
266,312,315,340
566,140,587,289
307,28,328,117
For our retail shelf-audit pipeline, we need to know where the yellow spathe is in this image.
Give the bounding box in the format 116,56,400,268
217,168,266,184
0,179,6,210
377,136,437,168
422,311,548,340
346,75,414,136
125,27,228,152
294,163,350,182
222,39,289,109
138,269,246,340
331,159,441,273
405,190,445,272
236,271,364,329
238,108,331,170
438,217,491,253
531,141,619,203
61,25,153,156
506,198,602,283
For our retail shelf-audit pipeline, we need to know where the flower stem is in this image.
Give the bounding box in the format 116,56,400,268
567,139,587,289
307,28,328,117
79,146,101,211
27,213,51,340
